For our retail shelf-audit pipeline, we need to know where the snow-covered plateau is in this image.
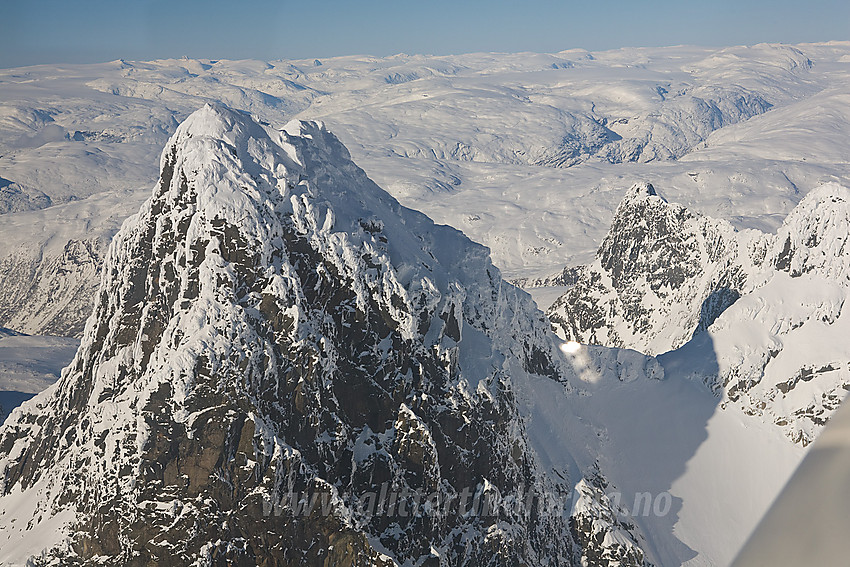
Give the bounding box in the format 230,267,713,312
1,41,850,566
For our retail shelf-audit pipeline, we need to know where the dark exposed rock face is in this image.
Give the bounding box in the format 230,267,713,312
548,181,850,446
0,105,634,566
548,183,751,354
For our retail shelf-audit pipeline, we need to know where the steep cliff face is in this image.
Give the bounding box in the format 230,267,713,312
549,182,755,354
549,183,850,445
0,105,647,566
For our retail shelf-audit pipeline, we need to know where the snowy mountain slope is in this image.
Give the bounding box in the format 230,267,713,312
0,105,648,566
0,187,148,336
686,43,850,166
2,43,850,339
549,182,850,445
731,387,850,567
0,238,106,337
516,342,804,567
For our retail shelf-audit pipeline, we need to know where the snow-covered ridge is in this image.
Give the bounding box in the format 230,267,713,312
0,105,647,566
769,184,850,281
550,182,850,445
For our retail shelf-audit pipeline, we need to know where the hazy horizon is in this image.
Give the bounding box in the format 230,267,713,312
2,0,848,69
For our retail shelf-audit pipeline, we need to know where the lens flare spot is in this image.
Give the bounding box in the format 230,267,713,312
560,341,581,354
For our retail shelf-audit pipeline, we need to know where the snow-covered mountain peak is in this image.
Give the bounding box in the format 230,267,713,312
154,104,499,298
169,102,255,144
550,180,850,445
158,104,347,209
1,106,655,566
771,182,850,281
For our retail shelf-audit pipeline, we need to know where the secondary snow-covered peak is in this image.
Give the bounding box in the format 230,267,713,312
549,181,745,353
550,180,850,445
552,180,850,357
771,182,850,281
610,181,669,228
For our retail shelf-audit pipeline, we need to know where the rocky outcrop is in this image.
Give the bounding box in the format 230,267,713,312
549,182,755,354
0,105,646,566
549,182,850,445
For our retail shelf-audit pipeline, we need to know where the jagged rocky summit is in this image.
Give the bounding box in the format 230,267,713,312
0,105,647,566
549,182,850,445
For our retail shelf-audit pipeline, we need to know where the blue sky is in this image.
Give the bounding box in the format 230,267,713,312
1,0,848,68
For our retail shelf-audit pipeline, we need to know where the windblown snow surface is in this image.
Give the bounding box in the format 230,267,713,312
1,42,850,566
